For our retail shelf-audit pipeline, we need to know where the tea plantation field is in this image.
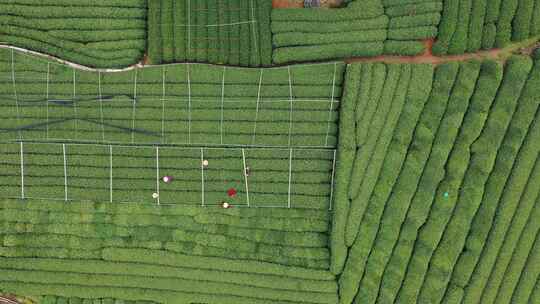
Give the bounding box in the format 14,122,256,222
1,1,540,304
333,55,540,304
0,0,148,68
434,0,540,54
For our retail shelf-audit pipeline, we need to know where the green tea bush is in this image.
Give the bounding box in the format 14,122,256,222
345,64,403,245
0,2,147,68
494,0,520,47
492,159,540,304
147,0,271,67
466,0,487,52
511,0,535,42
458,57,538,304
383,41,426,56
340,62,447,303
330,64,360,275
507,195,540,304
432,0,459,55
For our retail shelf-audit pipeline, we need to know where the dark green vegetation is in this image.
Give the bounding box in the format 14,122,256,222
0,49,344,147
0,0,147,68
0,200,337,304
271,0,442,64
0,143,335,209
147,0,272,66
332,55,540,304
434,0,540,54
38,295,157,304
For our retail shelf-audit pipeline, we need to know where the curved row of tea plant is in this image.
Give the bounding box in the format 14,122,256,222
331,54,540,304
0,49,344,147
147,0,272,67
0,199,337,304
271,0,442,64
36,295,157,304
0,0,147,68
434,0,540,54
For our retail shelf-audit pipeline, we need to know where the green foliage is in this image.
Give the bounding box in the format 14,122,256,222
146,0,271,67
345,64,404,245
0,50,344,148
270,0,440,63
466,0,487,52
512,0,536,42
447,0,473,55
383,41,426,56
160,0,174,63
0,2,147,68
329,64,360,275
494,0,520,47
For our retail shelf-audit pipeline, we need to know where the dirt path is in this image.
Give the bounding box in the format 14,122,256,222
346,38,540,65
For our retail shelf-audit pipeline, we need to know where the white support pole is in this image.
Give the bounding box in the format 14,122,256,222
156,146,160,205
220,66,226,145
98,71,105,141
46,62,50,139
242,148,250,207
329,149,337,211
200,147,205,207
63,144,68,201
20,142,24,199
287,66,293,147
325,63,338,147
109,145,113,203
251,69,263,145
187,65,192,144
131,69,138,144
288,148,293,208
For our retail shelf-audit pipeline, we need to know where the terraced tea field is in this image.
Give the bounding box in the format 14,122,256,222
1,1,540,304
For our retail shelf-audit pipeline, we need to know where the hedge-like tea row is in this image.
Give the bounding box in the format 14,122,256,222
0,0,147,68
0,198,338,303
0,49,345,147
331,56,540,304
147,0,272,67
329,62,434,276
271,0,443,64
433,0,540,55
38,295,157,304
0,142,335,211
